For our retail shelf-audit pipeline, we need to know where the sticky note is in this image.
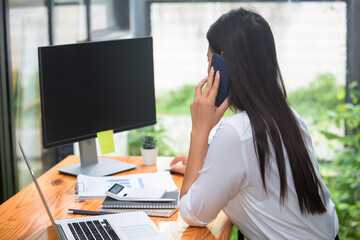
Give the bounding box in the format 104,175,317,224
97,130,115,154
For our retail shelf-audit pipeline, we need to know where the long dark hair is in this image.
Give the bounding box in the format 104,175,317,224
207,8,326,215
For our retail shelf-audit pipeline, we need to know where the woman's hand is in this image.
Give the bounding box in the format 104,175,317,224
190,67,229,136
180,67,229,198
169,154,188,174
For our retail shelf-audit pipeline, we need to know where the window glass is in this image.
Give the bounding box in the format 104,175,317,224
54,3,87,44
150,2,346,158
8,0,346,189
9,0,130,189
9,1,48,189
91,0,130,40
10,1,87,189
91,0,116,31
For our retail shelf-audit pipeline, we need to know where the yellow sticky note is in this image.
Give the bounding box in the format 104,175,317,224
97,130,115,154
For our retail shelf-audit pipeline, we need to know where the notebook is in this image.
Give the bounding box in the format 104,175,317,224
19,143,168,240
101,191,179,209
98,208,179,218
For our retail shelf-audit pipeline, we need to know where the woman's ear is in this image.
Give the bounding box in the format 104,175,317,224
220,51,224,57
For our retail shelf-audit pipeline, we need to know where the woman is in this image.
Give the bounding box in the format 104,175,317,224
170,8,339,239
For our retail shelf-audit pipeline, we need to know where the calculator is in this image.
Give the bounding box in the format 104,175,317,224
105,183,168,201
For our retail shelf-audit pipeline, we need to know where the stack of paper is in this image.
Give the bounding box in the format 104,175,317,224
99,191,180,218
76,171,178,199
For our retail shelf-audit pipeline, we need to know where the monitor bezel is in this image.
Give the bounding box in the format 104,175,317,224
38,37,156,149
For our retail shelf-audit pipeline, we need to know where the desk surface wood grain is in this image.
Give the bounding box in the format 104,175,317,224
0,155,232,240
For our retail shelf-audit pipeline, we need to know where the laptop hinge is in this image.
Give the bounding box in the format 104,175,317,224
55,224,68,240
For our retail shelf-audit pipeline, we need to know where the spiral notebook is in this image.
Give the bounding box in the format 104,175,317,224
100,191,179,209
97,208,178,218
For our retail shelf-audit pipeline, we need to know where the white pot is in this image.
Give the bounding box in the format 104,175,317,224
141,147,158,165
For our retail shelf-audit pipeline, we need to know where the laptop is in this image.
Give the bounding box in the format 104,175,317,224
19,143,168,240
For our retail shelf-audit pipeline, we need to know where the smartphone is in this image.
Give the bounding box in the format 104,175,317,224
105,183,170,201
211,53,230,107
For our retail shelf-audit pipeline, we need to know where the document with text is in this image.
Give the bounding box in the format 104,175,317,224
76,171,178,199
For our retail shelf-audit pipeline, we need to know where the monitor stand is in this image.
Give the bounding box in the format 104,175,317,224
58,139,137,176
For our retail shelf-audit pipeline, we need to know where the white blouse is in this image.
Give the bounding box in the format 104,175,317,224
180,109,338,240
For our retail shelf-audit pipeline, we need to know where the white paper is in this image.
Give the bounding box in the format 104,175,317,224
76,171,178,199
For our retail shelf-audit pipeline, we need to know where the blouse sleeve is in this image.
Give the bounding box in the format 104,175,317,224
179,121,247,226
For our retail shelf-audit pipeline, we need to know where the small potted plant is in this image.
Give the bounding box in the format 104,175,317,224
140,136,158,165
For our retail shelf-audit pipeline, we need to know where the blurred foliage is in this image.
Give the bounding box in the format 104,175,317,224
157,73,344,118
230,225,239,240
127,120,175,156
289,73,359,239
157,74,345,118
156,83,234,117
319,82,360,240
287,73,344,117
156,84,195,115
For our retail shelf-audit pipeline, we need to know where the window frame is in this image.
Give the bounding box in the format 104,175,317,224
1,0,359,203
0,0,16,202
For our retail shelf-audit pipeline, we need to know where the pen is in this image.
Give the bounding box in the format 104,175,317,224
68,209,113,215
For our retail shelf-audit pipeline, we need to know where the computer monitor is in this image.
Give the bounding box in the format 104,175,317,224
38,37,156,176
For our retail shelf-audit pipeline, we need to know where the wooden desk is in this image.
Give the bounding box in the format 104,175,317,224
0,156,233,240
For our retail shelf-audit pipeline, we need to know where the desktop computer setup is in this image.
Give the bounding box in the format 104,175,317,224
32,37,171,239
38,36,156,176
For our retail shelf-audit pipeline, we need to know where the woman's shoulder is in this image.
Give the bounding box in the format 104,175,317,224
220,110,253,141
289,105,302,119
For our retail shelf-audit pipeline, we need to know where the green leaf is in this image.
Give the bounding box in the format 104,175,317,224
319,130,344,141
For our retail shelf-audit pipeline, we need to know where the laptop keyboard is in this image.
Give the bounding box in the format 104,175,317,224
68,219,120,240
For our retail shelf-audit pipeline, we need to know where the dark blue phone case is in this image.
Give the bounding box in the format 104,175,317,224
211,53,230,107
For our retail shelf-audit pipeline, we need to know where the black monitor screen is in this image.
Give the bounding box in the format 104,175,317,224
38,37,156,148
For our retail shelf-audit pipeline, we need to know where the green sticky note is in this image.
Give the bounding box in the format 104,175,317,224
97,130,115,154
